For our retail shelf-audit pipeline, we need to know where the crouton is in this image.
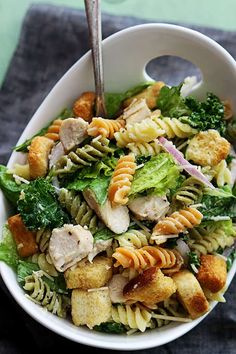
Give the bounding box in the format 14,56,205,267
196,255,227,293
8,214,38,257
71,288,112,328
186,130,230,166
28,136,54,179
123,267,176,305
59,118,88,151
64,256,112,289
172,270,209,319
123,81,165,110
73,92,96,122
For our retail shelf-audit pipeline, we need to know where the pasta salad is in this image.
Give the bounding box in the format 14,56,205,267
0,80,236,334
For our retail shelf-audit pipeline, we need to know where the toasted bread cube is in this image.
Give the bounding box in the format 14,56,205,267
64,256,112,289
186,130,230,167
8,214,38,257
197,255,227,293
71,288,112,328
123,267,176,304
172,270,209,319
73,92,96,122
28,136,54,179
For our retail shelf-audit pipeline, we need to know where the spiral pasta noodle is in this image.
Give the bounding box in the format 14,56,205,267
88,117,125,139
44,119,63,141
115,229,149,249
23,273,67,318
127,140,161,156
112,245,180,272
30,252,58,277
108,154,136,205
111,304,152,332
55,136,113,174
58,188,98,233
188,229,236,255
173,177,204,206
152,117,197,139
152,207,203,237
36,228,51,253
211,160,232,187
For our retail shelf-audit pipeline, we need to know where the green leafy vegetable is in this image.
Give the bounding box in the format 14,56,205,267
14,108,73,152
226,155,234,165
157,84,191,118
17,260,68,294
94,322,126,334
188,251,200,270
93,227,114,242
226,119,236,142
0,165,27,206
105,82,151,117
0,225,19,270
17,178,69,230
129,153,180,198
227,250,236,271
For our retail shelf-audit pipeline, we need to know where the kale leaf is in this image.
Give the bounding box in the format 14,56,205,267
94,322,126,334
227,250,236,271
0,165,27,207
17,178,69,230
188,251,200,272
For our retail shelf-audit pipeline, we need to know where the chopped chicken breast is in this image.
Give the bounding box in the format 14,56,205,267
108,274,129,303
128,195,170,221
83,189,130,234
49,224,93,272
88,238,113,262
59,118,88,151
49,142,65,168
122,98,151,125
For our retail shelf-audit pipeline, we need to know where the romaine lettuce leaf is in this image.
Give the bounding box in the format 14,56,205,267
129,153,180,198
0,225,19,270
157,84,191,117
0,165,27,207
93,227,114,242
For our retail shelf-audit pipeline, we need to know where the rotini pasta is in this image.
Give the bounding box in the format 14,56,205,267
108,154,136,205
36,228,51,253
55,136,114,174
152,117,197,139
152,207,203,237
23,272,68,317
58,188,98,233
30,252,58,277
112,245,181,272
188,229,236,255
44,119,63,141
211,160,232,187
173,177,204,206
127,140,161,156
115,229,149,249
111,304,152,332
88,117,125,139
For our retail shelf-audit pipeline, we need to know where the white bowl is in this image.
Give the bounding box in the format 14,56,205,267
1,23,236,350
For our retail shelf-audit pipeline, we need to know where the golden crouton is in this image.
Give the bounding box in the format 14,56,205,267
28,136,54,179
64,256,113,289
71,288,112,328
197,255,227,293
172,269,209,319
186,130,230,166
123,267,176,304
73,91,96,122
8,214,38,257
123,81,165,110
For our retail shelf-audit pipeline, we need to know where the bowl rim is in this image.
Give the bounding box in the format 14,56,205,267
1,22,236,350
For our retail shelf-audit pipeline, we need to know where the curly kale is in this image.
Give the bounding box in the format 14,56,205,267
17,178,69,230
94,322,126,334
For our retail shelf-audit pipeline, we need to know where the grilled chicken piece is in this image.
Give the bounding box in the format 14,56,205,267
49,224,93,272
49,142,65,168
88,238,113,262
108,274,129,303
59,118,88,151
121,98,151,125
128,195,170,221
83,189,130,234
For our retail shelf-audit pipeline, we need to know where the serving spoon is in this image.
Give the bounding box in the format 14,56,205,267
84,0,107,117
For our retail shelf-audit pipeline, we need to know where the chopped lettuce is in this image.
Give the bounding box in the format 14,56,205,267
17,260,68,294
105,82,152,117
129,153,180,198
227,250,236,271
17,178,69,230
0,225,19,270
94,322,126,334
0,165,27,207
93,227,114,242
14,108,73,152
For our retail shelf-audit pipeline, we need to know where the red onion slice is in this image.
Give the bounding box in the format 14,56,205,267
158,137,215,189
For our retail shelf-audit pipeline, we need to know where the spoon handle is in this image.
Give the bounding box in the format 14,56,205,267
84,0,107,117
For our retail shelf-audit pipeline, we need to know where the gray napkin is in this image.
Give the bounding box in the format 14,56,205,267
0,4,235,354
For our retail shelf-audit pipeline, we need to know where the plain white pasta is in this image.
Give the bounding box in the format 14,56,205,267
127,140,161,156
211,160,232,187
152,117,198,139
111,305,152,332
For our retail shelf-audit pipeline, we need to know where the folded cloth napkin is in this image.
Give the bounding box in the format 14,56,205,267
0,4,236,354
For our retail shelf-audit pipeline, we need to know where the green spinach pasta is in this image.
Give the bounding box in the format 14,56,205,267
0,80,236,334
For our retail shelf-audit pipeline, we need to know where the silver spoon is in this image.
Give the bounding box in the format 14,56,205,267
84,0,107,117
